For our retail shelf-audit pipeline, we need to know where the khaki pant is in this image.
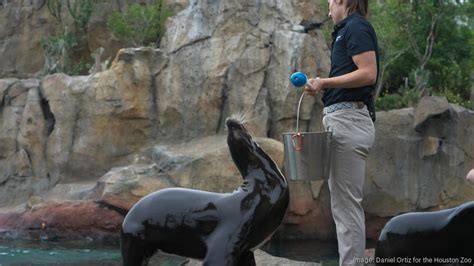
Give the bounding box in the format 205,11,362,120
322,108,375,266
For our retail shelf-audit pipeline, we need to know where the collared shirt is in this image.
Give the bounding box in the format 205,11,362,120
322,13,379,107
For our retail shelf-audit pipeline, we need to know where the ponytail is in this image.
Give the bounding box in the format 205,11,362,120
346,0,368,18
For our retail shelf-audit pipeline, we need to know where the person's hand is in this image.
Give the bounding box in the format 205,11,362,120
304,77,323,96
467,169,474,184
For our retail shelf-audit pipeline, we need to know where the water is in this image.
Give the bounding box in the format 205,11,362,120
0,239,340,265
0,240,121,266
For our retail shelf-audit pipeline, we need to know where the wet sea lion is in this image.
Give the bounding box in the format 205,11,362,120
375,201,474,265
120,118,290,266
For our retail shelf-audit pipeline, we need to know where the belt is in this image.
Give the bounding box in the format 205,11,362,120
323,101,365,115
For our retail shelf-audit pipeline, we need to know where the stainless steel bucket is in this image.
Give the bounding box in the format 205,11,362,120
282,93,332,181
283,131,332,181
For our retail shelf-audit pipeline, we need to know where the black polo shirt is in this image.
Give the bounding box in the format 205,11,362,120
322,13,379,107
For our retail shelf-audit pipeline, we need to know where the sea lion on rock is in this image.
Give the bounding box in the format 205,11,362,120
375,201,474,265
120,117,290,266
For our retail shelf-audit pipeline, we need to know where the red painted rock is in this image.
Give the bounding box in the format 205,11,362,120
0,200,123,242
365,214,390,241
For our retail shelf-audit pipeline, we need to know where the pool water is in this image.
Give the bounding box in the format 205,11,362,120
0,240,121,266
0,239,340,265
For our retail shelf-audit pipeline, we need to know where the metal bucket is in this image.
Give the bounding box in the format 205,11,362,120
282,93,332,181
283,131,332,181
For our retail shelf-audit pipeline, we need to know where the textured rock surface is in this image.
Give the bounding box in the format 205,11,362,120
90,136,285,211
413,96,451,132
364,104,474,217
41,47,165,184
0,1,58,78
156,0,330,142
0,79,50,206
0,48,165,206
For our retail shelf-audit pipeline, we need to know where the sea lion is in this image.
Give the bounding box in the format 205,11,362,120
375,201,474,265
120,117,290,266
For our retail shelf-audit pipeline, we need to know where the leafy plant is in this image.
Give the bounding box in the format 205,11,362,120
376,86,421,111
433,90,471,109
107,1,171,47
67,0,95,39
39,27,77,76
369,1,474,110
40,0,97,76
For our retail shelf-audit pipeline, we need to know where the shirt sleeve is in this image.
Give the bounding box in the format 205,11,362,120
344,22,375,56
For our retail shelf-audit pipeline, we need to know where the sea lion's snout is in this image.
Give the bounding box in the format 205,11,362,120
226,118,252,145
226,117,260,175
226,118,245,131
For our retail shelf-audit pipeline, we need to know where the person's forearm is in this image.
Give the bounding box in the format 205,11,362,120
321,68,376,89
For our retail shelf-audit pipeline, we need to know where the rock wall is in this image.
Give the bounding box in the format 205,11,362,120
1,0,330,206
0,0,473,242
156,0,330,142
364,98,474,216
0,48,172,206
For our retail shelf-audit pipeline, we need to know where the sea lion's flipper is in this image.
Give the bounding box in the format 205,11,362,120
202,231,240,266
121,232,147,266
237,251,256,266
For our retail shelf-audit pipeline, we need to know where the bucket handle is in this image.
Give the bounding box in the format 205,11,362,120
291,92,306,151
292,77,318,151
295,92,305,133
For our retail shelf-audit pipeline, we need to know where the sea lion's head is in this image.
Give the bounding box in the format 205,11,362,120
225,117,261,176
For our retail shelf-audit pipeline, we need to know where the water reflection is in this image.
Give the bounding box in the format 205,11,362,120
0,239,340,265
0,240,121,266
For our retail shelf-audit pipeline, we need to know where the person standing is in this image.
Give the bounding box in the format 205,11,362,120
304,0,378,265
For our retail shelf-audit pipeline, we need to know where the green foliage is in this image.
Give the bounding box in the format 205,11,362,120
67,60,93,76
67,0,95,37
433,90,471,109
368,0,474,110
107,1,172,47
376,86,421,111
375,93,404,111
40,0,96,76
39,27,77,76
40,27,77,58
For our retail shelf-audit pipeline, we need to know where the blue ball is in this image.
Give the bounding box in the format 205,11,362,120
290,72,308,87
